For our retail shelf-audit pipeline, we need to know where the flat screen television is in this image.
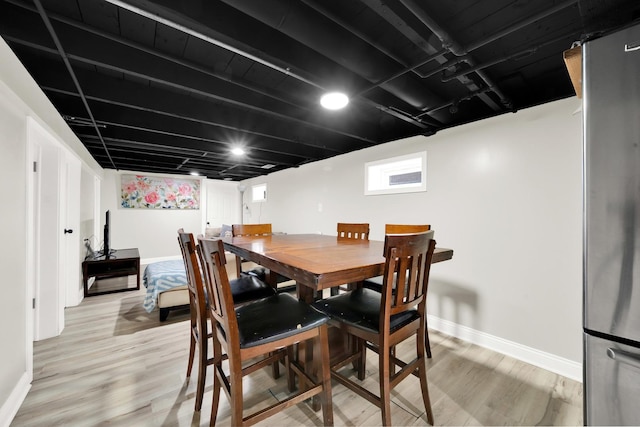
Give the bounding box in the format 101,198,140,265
103,210,111,258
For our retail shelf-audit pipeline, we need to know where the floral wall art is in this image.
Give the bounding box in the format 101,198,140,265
121,175,200,209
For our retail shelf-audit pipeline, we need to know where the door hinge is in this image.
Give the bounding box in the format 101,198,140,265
32,298,36,309
33,161,37,172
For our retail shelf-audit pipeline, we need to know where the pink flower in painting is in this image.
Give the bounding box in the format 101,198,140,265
178,183,192,196
164,179,174,186
138,180,150,191
144,191,159,204
166,193,176,202
125,182,137,193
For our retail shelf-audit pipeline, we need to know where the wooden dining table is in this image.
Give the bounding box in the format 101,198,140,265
222,232,453,410
222,233,454,303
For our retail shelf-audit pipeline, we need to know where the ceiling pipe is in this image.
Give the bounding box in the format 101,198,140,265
353,49,447,98
442,50,536,83
399,0,512,109
299,0,446,102
417,87,492,117
7,0,310,111
103,0,321,89
355,0,500,113
104,0,428,130
217,0,437,126
441,32,573,83
399,0,579,109
32,0,117,170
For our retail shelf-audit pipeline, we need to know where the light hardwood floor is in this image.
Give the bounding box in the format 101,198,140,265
12,276,583,426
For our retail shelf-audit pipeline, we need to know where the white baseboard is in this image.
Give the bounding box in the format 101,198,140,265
0,372,30,427
428,315,583,382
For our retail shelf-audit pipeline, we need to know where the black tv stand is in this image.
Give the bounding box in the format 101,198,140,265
82,248,140,297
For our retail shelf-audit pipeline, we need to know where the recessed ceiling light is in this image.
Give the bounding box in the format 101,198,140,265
320,92,349,110
261,164,276,169
231,147,245,155
190,171,200,176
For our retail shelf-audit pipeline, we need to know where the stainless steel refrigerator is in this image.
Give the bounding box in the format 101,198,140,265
583,21,640,425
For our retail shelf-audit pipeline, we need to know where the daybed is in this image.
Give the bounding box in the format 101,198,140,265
142,227,235,321
143,255,239,321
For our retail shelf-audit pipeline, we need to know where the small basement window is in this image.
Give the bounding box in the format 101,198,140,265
252,183,267,202
365,152,427,195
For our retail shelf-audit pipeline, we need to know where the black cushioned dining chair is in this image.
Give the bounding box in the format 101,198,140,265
362,223,434,358
231,223,272,280
313,231,436,426
177,229,276,412
231,223,293,290
197,236,334,426
330,223,371,296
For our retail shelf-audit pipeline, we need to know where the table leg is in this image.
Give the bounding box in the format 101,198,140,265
297,283,315,303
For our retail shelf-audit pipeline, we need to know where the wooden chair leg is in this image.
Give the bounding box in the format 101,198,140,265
379,345,392,426
425,329,432,359
356,337,366,381
417,336,434,425
286,345,296,393
195,337,207,411
229,358,244,427
186,332,196,378
210,340,223,426
315,325,334,426
210,371,221,427
271,351,281,379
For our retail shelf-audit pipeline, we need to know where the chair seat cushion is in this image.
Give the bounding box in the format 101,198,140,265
234,293,329,348
230,275,276,304
312,288,418,334
242,267,291,284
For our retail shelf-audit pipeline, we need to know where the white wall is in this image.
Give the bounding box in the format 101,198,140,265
240,98,584,378
101,170,240,261
0,37,103,426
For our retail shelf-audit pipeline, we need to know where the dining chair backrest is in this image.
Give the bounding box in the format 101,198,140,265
177,229,207,332
337,222,370,240
232,223,272,236
197,237,239,349
231,223,273,279
381,230,436,318
177,228,210,411
385,223,431,234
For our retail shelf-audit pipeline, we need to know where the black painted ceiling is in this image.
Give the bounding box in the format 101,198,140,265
1,0,638,180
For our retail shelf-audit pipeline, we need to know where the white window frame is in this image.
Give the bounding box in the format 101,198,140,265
251,183,267,202
364,151,427,196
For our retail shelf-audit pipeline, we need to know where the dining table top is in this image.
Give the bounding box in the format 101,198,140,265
222,233,453,298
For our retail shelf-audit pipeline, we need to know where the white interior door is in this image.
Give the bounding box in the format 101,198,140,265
27,118,78,340
61,153,81,307
206,181,241,227
34,136,61,340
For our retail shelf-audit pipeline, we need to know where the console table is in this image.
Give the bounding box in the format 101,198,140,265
82,248,140,297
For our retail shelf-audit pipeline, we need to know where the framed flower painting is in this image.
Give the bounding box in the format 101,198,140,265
121,175,200,209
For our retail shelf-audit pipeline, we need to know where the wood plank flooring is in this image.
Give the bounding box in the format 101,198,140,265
12,275,583,426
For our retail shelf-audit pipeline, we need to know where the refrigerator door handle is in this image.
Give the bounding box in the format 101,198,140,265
624,42,640,52
607,347,640,369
